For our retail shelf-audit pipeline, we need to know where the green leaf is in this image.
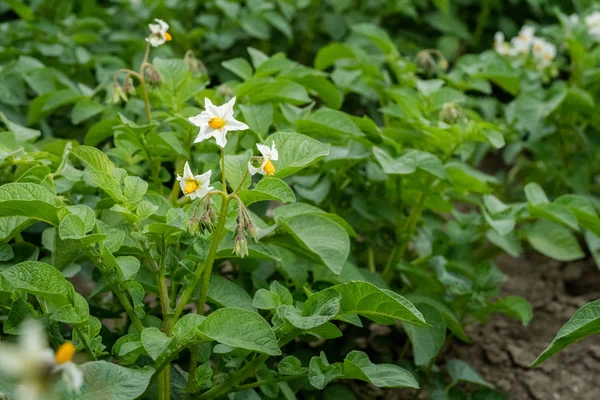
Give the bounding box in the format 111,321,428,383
240,103,272,138
207,275,256,311
0,243,14,261
84,170,125,202
373,148,446,179
343,351,419,388
0,112,40,141
124,176,148,204
197,308,281,355
280,291,341,329
522,220,584,261
491,296,532,326
403,304,446,366
71,99,105,125
524,183,549,205
267,132,330,178
222,58,254,80
247,80,310,105
1,261,74,307
153,58,188,92
0,183,64,225
447,359,493,388
59,214,86,240
225,150,252,191
71,145,115,175
278,356,308,376
278,213,349,274
253,289,282,310
445,162,499,193
309,355,343,390
297,108,364,139
141,327,171,361
58,361,153,400
314,43,356,70
351,23,397,55
532,299,600,366
238,177,295,206
309,281,429,327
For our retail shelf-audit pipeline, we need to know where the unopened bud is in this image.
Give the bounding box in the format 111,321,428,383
200,212,214,232
233,232,248,258
439,102,467,124
188,216,200,235
112,83,127,103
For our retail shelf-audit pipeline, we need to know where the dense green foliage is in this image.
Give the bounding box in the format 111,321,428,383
1,0,600,399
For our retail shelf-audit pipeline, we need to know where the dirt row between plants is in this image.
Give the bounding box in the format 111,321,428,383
444,254,600,400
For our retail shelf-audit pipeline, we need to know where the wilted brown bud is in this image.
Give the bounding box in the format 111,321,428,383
184,50,208,75
145,65,162,86
123,76,136,95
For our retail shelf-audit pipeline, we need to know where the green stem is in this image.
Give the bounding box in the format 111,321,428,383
382,192,426,282
74,326,97,361
184,196,230,396
233,374,307,392
84,249,143,332
139,44,152,124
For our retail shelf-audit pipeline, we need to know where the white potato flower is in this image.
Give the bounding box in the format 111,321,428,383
0,320,83,400
188,97,249,148
569,14,580,25
146,18,172,47
248,141,279,176
493,32,511,56
177,162,213,200
532,38,556,68
510,25,535,55
585,12,600,40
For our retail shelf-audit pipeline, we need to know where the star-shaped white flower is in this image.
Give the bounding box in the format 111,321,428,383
248,141,279,176
188,97,249,148
0,320,83,398
177,162,213,200
146,18,172,47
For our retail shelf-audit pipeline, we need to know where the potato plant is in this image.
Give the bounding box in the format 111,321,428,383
1,1,600,400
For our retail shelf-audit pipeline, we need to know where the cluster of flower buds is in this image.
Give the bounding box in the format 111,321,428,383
415,49,449,76
439,102,467,125
232,201,258,258
494,26,556,69
112,82,128,103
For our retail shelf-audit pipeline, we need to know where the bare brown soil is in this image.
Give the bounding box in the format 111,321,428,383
445,254,600,400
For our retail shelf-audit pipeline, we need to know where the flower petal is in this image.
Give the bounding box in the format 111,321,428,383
270,141,278,161
188,112,211,127
214,129,228,148
183,162,194,181
204,97,219,117
256,143,271,158
194,126,216,143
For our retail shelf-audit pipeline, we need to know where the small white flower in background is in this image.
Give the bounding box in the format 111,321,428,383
177,162,213,200
569,14,580,25
188,97,249,148
493,32,511,56
532,38,556,68
510,25,535,55
248,142,279,176
0,321,83,399
146,18,172,47
585,11,600,40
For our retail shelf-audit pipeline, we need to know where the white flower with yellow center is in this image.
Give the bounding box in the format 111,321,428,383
0,321,83,399
532,38,556,68
146,18,172,47
188,97,249,148
177,162,213,200
493,32,511,56
510,25,535,55
586,12,600,40
248,141,278,176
